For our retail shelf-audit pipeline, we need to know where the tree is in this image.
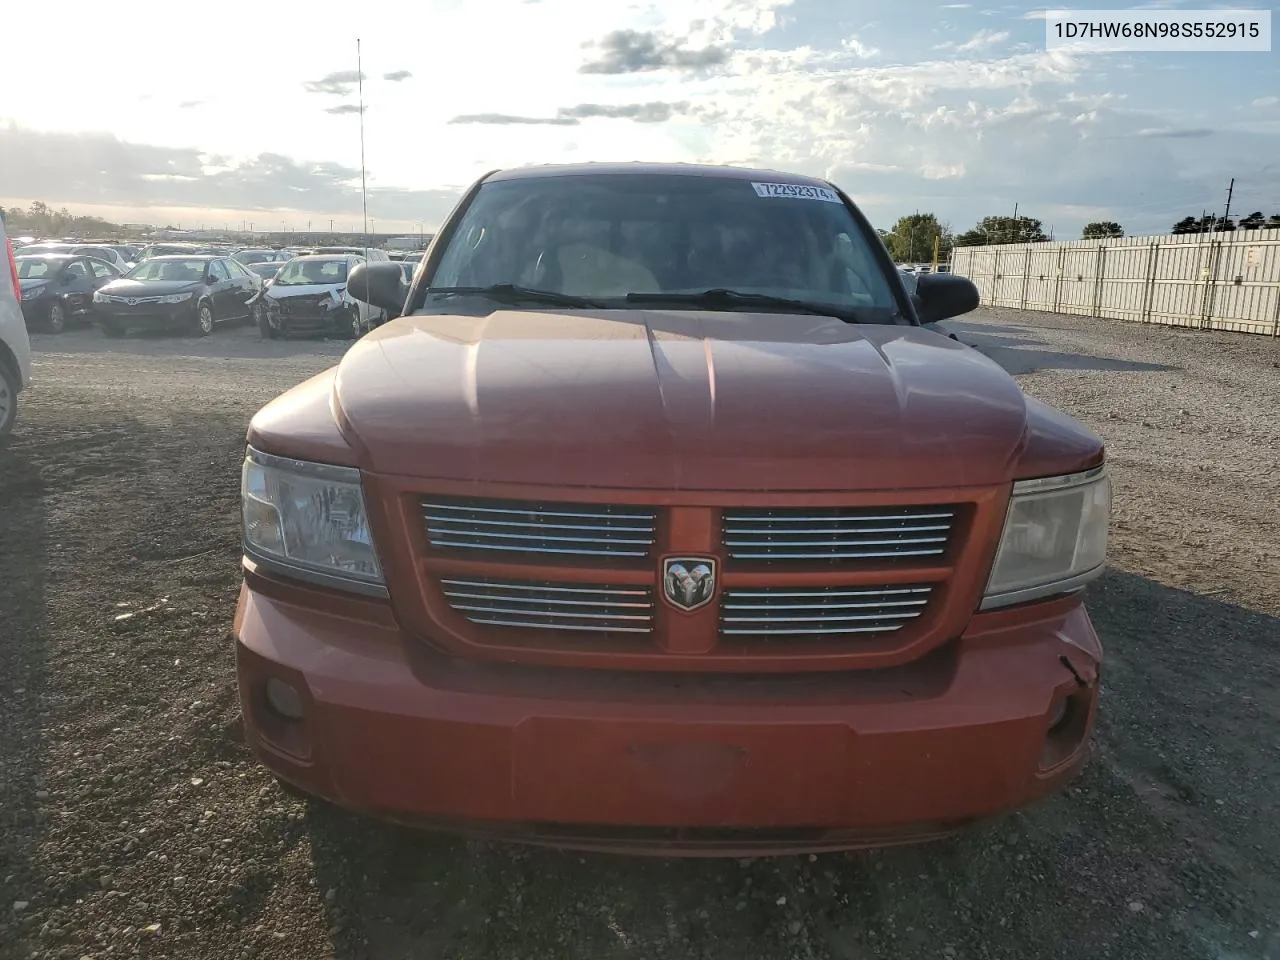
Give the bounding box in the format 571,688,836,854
1082,221,1124,239
1171,216,1199,235
1239,211,1266,231
883,213,953,262
1213,216,1235,232
1268,214,1280,228
954,215,1048,246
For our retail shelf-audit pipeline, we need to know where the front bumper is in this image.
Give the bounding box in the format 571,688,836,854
235,571,1101,856
265,300,355,337
95,300,197,328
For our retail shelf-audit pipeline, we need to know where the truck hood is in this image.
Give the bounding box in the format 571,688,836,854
332,309,1037,490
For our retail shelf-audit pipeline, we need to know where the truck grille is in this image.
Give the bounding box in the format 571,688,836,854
720,585,933,636
423,498,657,559
440,577,655,633
722,507,955,562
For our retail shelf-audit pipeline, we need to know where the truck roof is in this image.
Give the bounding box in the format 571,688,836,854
486,162,835,188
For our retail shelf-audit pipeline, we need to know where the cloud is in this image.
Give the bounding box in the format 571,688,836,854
1134,127,1214,138
841,36,880,59
325,104,366,115
1253,96,1279,108
382,69,412,82
557,101,691,123
955,29,1010,53
940,2,971,6
450,102,694,125
178,100,203,109
302,70,364,95
0,125,462,226
1022,10,1048,18
579,29,728,73
449,113,580,126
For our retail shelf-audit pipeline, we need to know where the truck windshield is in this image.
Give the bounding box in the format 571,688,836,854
427,173,898,322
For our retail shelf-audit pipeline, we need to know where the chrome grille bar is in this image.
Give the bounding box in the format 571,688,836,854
720,585,933,637
723,506,956,561
440,577,655,633
423,498,657,559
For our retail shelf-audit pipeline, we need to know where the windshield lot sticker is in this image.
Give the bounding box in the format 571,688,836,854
751,182,842,203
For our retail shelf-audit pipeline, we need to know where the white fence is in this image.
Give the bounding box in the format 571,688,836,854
949,228,1280,336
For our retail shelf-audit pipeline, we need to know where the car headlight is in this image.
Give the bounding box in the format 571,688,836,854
161,292,193,304
92,290,107,303
981,465,1111,610
241,448,384,593
25,283,47,298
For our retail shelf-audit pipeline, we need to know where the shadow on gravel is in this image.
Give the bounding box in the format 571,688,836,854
0,443,51,947
298,568,1280,960
945,320,1179,375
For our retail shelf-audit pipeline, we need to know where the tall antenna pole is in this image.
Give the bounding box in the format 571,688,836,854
1222,176,1235,226
357,38,369,252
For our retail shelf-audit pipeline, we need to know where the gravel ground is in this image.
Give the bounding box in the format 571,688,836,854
1,310,1278,960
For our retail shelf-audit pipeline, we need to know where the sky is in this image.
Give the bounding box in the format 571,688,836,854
1,0,1277,239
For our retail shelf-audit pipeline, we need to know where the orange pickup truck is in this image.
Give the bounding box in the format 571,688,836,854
234,163,1110,855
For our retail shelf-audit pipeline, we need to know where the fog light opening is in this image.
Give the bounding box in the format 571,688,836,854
265,677,306,720
1039,688,1091,772
1047,697,1071,735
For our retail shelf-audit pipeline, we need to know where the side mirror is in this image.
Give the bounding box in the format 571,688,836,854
348,261,406,313
914,273,979,325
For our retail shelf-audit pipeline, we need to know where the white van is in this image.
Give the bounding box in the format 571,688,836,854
1,215,34,439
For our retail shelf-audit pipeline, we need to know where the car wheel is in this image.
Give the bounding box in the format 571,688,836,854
0,360,16,441
101,319,125,338
46,300,66,334
194,301,214,337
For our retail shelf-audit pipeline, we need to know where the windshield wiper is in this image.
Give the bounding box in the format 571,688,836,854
624,288,868,323
427,284,606,309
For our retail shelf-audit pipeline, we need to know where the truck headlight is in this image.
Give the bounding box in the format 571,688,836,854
982,465,1111,610
241,448,383,593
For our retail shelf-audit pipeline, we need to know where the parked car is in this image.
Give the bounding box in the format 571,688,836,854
1,217,32,439
255,254,382,339
233,248,292,266
311,245,391,262
94,255,261,337
245,261,286,284
14,241,130,272
236,162,1110,855
133,242,222,262
15,254,124,332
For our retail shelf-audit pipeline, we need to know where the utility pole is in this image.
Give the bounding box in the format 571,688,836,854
1222,177,1235,226
357,38,369,255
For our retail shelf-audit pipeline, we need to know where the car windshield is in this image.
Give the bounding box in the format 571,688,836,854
137,244,203,261
427,173,897,320
235,250,277,264
248,262,282,279
126,258,208,282
273,258,348,286
16,258,62,279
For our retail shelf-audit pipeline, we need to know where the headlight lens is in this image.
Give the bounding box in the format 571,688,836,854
241,449,383,590
92,290,107,303
982,465,1111,609
161,292,193,304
